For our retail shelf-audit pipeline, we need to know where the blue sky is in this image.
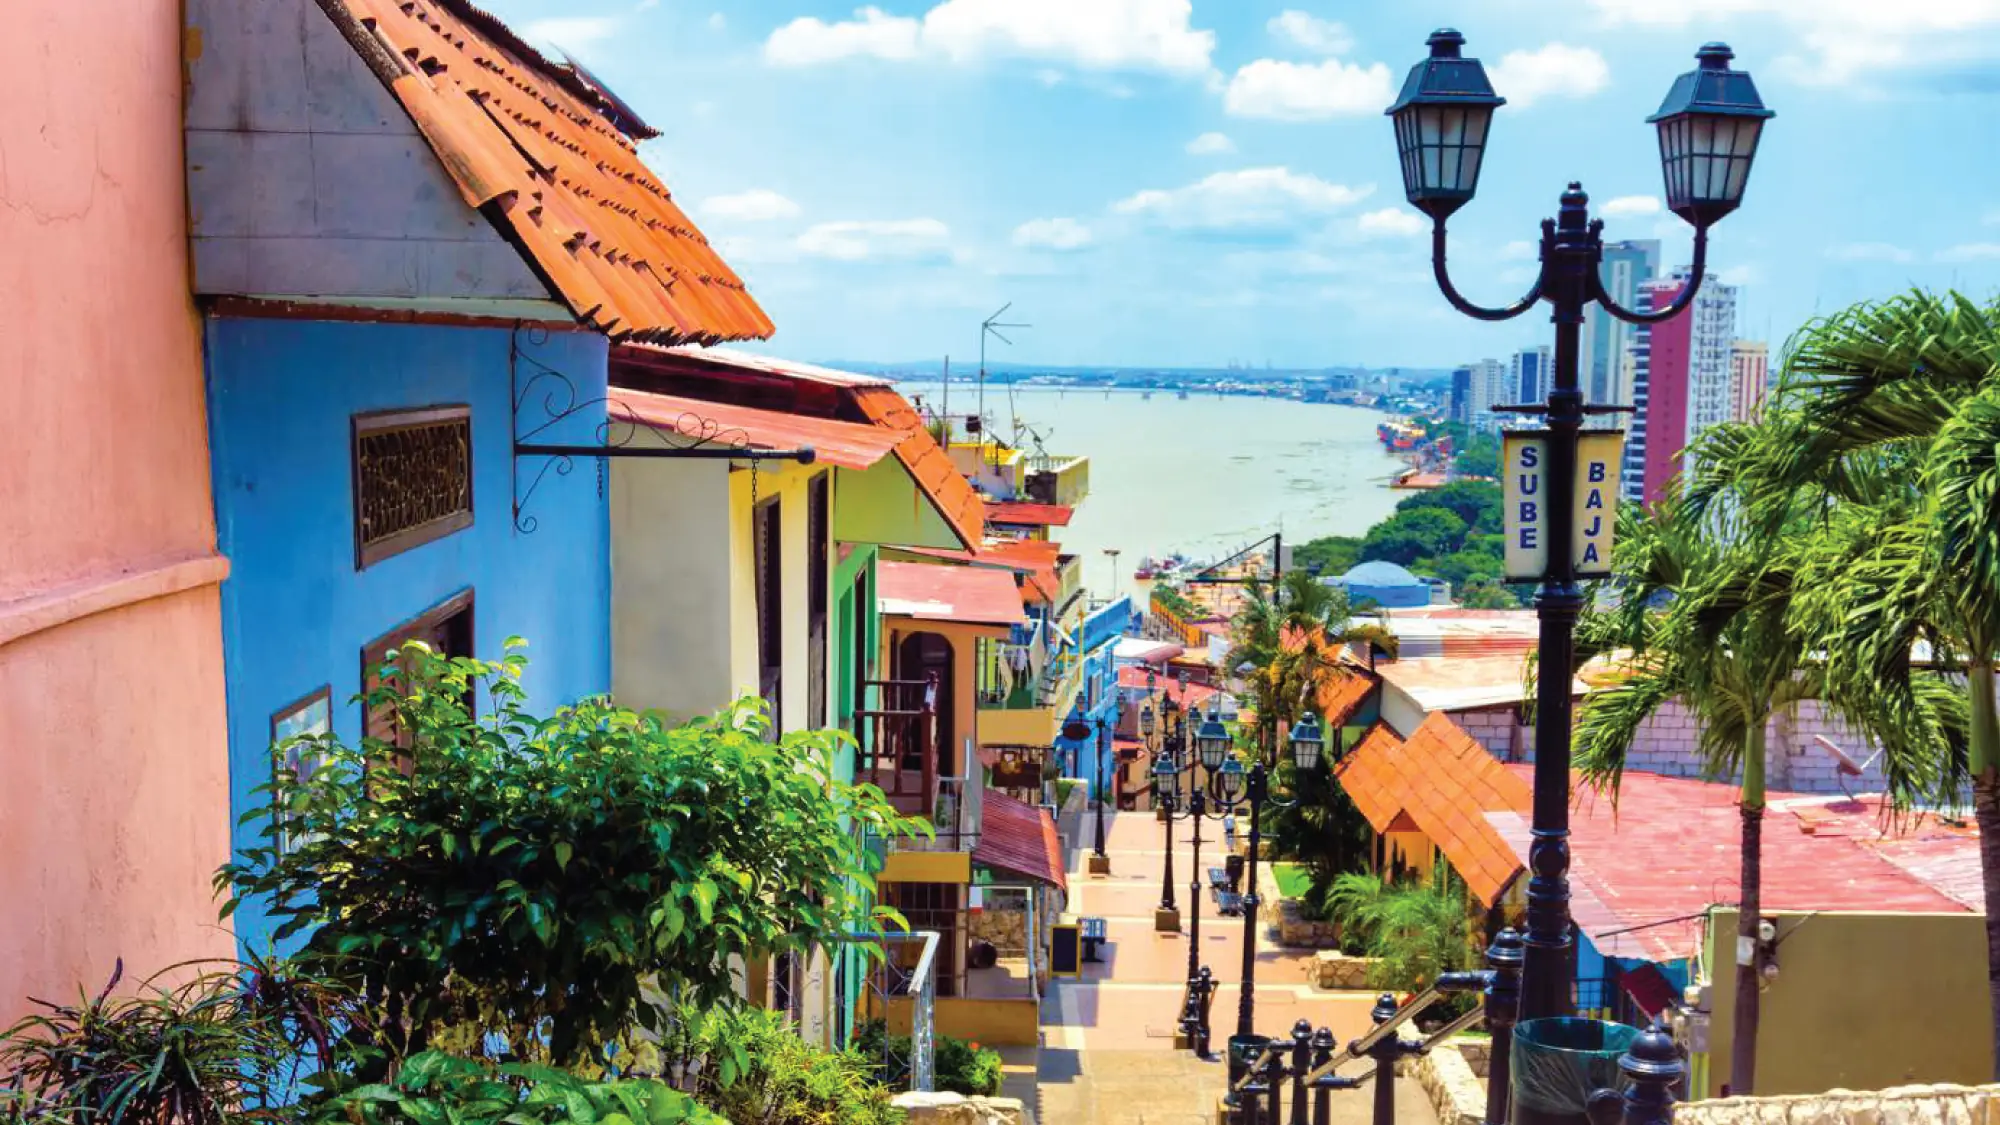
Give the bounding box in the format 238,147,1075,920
487,0,2000,369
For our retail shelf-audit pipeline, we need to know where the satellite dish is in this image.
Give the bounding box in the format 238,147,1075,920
1813,735,1885,801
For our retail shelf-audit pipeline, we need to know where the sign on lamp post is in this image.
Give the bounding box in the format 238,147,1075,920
1501,430,1624,582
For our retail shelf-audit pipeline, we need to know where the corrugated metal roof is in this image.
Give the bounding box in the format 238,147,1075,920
1333,712,1531,907
1116,666,1221,711
878,561,1027,628
849,388,986,553
337,0,772,343
1488,772,1973,964
610,391,900,471
974,789,1068,893
987,502,1075,527
654,346,893,388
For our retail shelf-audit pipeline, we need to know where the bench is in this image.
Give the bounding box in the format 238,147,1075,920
1079,916,1108,962
1215,891,1244,917
1208,867,1231,893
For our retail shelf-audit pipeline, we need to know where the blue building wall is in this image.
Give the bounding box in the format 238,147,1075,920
206,316,611,952
1059,597,1135,798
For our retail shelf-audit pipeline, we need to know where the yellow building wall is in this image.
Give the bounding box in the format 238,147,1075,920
1702,909,1993,1099
880,851,973,885
883,618,1002,776
884,996,1041,1047
613,458,831,734
1384,830,1438,883
980,704,1056,748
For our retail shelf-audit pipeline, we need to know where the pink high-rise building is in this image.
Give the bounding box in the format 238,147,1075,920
1620,271,1738,505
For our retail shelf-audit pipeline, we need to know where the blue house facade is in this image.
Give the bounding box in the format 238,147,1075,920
182,0,773,953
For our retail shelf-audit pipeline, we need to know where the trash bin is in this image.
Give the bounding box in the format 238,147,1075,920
1511,1017,1640,1125
1224,853,1245,892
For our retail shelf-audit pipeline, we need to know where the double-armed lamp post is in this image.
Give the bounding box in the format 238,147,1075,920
1386,31,1772,1023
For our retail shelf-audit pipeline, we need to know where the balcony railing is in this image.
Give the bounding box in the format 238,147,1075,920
893,773,982,853
1023,453,1090,507
856,674,939,818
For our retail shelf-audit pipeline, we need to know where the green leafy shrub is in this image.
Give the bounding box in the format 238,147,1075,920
319,1051,720,1125
219,642,923,1067
1322,869,1477,1011
657,1008,901,1125
850,1022,1001,1097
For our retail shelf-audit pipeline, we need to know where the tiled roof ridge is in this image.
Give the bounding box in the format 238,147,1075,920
435,0,659,139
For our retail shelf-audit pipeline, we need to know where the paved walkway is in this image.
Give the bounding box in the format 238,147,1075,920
1033,808,1441,1125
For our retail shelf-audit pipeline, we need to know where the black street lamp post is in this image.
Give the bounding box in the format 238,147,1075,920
1388,29,1771,1022
1196,707,1322,1100
1145,670,1191,932
1062,704,1115,875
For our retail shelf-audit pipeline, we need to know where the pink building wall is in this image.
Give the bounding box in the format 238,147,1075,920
1640,280,1694,506
0,0,233,1017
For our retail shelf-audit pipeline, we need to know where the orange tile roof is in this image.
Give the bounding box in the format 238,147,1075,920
1333,712,1531,906
339,0,772,344
610,391,901,471
986,502,1075,527
1317,665,1379,729
877,561,1027,629
849,388,986,553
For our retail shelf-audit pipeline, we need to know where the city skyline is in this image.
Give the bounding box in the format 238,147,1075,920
478,0,1999,369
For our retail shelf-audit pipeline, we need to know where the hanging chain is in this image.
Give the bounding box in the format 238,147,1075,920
749,455,761,508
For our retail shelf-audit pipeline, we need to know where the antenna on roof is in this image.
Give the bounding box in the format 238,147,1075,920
980,303,1029,444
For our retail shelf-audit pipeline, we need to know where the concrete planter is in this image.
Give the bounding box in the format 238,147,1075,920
1309,950,1383,991
891,1092,1027,1125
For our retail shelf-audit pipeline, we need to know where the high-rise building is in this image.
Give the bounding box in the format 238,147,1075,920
1449,366,1473,425
1582,240,1660,428
1464,357,1508,432
1513,346,1552,406
1730,339,1769,422
1620,270,1738,504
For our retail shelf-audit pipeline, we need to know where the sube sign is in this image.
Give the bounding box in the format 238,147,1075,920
1500,430,1624,582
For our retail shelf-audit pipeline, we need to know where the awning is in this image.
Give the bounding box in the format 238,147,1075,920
987,501,1074,527
973,789,1068,893
878,561,1028,629
610,390,902,471
897,538,1063,604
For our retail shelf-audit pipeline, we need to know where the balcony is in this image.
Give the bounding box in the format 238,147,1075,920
856,675,940,819
1023,453,1089,507
1055,554,1084,616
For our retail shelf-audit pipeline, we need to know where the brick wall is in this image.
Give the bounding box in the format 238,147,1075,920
1447,700,1888,796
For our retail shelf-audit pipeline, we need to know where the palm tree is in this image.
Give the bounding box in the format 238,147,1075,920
1231,569,1397,730
1692,291,1994,1072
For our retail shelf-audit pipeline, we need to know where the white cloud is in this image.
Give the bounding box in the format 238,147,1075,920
1827,242,1915,263
1938,243,2000,262
1186,131,1235,155
1356,208,1426,238
763,0,1215,75
1223,58,1396,120
1601,195,1662,217
699,189,803,223
1267,10,1353,55
521,15,624,56
1588,0,2000,85
766,8,922,65
1113,167,1373,229
1984,209,2000,226
636,0,660,10
1488,43,1610,107
1501,239,1539,261
1012,216,1094,250
796,218,953,261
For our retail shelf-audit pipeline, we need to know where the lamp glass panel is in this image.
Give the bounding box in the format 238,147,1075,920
1421,145,1442,193
1218,758,1245,800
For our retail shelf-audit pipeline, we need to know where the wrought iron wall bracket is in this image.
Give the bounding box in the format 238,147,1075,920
508,324,815,534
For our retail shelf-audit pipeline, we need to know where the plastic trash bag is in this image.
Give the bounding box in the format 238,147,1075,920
1511,1017,1640,1125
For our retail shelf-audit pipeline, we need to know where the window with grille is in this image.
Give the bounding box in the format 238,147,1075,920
352,406,473,568
754,497,783,731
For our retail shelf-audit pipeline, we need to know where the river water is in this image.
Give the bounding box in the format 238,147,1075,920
896,383,1407,602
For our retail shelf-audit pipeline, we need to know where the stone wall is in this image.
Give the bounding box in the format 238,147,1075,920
1274,898,1341,949
1412,1040,1488,1125
891,1092,1027,1125
1677,1083,2000,1125
1453,699,1890,796
1309,950,1381,991
969,906,1028,955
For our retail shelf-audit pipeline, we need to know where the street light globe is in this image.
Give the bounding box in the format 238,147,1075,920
1647,43,1773,228
1289,713,1325,772
1196,712,1231,771
1140,701,1156,737
1216,756,1246,801
1385,29,1506,221
1151,753,1179,801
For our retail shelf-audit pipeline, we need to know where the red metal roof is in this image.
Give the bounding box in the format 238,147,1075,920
338,0,771,344
1116,667,1221,711
1333,713,1532,907
1487,770,1975,964
987,502,1075,527
610,391,901,471
898,539,1063,605
974,789,1068,893
877,561,1027,628
849,388,986,553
